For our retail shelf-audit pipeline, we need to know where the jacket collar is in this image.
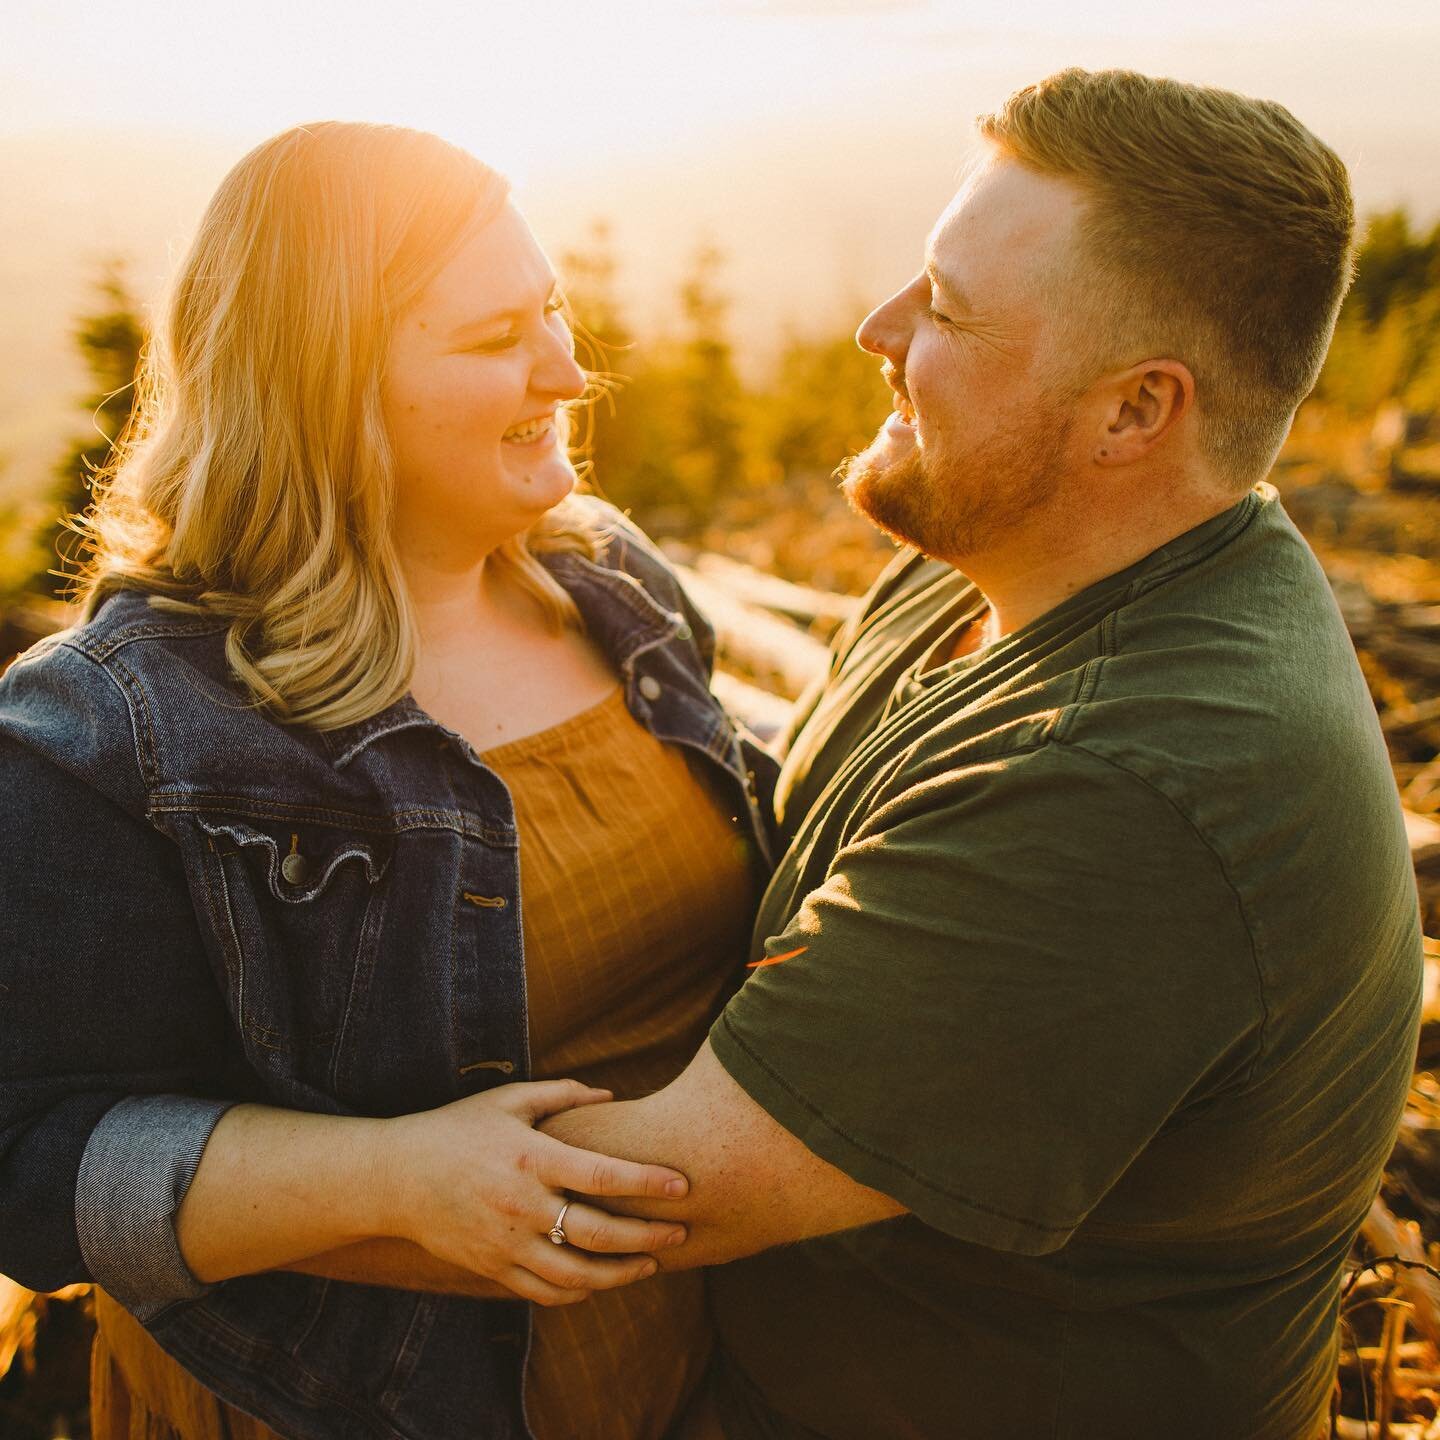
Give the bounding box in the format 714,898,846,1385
320,551,683,771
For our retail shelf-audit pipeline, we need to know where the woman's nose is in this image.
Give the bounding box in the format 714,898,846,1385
536,321,587,402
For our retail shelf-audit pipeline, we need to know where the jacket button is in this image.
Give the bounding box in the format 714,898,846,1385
639,675,662,702
281,853,310,885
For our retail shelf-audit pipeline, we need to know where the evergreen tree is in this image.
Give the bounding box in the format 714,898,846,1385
672,242,746,511
764,326,892,482
41,263,146,597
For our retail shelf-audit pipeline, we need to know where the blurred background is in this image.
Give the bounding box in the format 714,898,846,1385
5,1,1440,1435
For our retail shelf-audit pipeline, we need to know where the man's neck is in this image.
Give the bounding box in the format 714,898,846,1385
947,482,1249,640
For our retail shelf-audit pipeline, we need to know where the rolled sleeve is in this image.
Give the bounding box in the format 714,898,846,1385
76,1094,238,1318
0,717,243,1312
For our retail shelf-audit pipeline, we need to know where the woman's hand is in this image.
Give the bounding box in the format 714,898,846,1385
377,1079,690,1306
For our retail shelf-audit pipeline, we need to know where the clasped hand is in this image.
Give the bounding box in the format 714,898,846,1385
381,1079,686,1306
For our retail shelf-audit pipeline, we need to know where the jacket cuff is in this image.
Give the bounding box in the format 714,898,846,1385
75,1094,238,1320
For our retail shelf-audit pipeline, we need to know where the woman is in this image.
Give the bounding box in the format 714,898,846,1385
0,122,775,1440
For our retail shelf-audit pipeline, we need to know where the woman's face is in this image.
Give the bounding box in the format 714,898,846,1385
382,200,586,567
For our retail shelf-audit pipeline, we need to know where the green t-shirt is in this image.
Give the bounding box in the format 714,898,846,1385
708,487,1423,1440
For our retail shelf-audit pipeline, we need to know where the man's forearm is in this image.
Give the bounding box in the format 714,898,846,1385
542,1097,711,1267
542,1042,905,1270
287,1239,518,1299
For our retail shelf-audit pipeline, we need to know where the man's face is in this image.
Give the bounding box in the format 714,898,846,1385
844,151,1091,562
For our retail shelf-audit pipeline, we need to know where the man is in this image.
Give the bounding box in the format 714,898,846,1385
547,69,1423,1438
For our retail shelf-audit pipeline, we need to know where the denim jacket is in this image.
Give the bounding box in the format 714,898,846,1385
0,498,778,1440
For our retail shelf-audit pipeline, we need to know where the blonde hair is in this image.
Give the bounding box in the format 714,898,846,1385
979,69,1355,483
73,121,595,730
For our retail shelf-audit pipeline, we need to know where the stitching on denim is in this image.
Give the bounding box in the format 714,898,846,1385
194,818,390,894
447,860,462,1085
107,654,159,788
379,1296,439,1414
151,795,517,845
246,1021,339,1045
203,827,247,1027
203,829,382,1051
559,550,679,632
76,618,230,662
286,1276,332,1360
331,877,389,1095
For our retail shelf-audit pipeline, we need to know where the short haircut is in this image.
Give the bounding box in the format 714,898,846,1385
979,68,1355,483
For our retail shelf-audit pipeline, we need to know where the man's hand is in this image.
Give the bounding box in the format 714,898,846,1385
541,1041,905,1270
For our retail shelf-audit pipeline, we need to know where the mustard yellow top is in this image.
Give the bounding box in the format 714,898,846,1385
89,687,754,1440
481,687,756,1440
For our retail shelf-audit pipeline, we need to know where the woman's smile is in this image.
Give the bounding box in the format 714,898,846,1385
502,412,559,447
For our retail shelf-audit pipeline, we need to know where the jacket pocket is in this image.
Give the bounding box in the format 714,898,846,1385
190,813,392,1098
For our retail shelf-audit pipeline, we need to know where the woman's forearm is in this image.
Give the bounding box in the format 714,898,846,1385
175,1081,690,1308
287,1239,519,1299
175,1103,397,1283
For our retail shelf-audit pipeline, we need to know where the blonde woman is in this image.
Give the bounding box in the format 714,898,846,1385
0,122,774,1440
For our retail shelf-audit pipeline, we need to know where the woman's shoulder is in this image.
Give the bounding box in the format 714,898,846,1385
0,592,230,815
569,495,678,582
563,494,717,661
0,614,146,815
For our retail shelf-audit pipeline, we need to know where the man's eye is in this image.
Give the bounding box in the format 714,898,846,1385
927,306,953,326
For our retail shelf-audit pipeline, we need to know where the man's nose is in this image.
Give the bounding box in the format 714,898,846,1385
856,285,911,362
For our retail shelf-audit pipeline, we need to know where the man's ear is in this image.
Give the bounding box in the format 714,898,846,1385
1092,360,1195,466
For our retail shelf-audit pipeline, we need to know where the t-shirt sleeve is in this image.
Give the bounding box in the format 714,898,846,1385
710,740,1264,1255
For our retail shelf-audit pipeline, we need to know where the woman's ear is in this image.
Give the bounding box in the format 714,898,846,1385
1093,360,1195,466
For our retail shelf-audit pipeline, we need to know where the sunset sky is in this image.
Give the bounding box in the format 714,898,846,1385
4,0,1440,494
8,0,1440,193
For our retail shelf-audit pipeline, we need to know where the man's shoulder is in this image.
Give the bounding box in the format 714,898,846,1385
1063,492,1383,796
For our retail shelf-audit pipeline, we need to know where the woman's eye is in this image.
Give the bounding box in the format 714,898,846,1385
470,334,519,354
469,301,565,353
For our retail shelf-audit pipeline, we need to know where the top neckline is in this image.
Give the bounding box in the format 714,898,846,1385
476,686,626,767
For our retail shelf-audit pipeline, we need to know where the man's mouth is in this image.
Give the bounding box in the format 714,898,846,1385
502,414,556,446
882,388,918,441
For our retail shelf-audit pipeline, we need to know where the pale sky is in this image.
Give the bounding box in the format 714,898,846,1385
7,0,1440,202
4,0,1439,495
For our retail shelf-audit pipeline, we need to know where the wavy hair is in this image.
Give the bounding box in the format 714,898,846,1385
72,121,596,730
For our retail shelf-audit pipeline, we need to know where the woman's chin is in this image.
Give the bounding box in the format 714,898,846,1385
504,455,578,515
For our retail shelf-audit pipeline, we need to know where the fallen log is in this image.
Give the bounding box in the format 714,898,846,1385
1407,812,1440,869
1362,1197,1440,1350
692,552,858,631
676,565,830,701
709,671,794,747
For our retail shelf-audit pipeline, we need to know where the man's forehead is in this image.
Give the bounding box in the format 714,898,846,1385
925,153,1084,293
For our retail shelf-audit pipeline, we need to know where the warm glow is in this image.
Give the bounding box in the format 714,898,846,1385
3,0,1439,489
